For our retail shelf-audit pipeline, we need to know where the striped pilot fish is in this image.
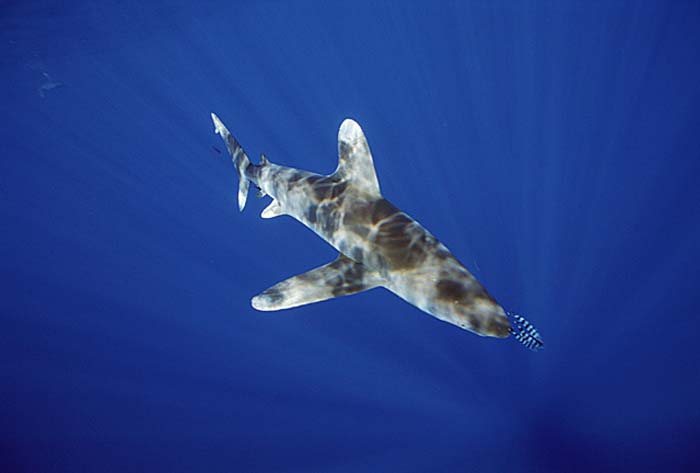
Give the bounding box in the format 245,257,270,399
211,113,543,351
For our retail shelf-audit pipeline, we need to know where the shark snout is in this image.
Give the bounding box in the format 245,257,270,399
480,311,511,338
457,300,511,338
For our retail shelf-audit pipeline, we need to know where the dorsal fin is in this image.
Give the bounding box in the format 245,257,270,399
334,119,381,197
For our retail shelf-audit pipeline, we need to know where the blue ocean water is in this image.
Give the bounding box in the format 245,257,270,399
2,1,699,471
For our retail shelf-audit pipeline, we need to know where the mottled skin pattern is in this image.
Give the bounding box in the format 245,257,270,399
212,114,513,339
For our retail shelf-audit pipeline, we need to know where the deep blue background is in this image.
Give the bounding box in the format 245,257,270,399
2,1,699,472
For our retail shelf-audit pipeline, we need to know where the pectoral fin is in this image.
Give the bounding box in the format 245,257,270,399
251,254,382,311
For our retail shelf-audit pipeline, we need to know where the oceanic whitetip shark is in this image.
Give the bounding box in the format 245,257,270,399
211,113,543,350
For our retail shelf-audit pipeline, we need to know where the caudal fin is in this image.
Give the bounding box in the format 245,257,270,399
211,113,252,211
508,312,544,351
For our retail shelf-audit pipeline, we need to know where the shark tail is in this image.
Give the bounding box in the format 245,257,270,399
211,113,252,211
508,312,544,351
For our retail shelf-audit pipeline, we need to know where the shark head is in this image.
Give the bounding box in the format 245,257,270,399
431,278,512,338
455,297,512,338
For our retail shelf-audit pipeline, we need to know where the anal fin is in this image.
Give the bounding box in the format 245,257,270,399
252,254,382,311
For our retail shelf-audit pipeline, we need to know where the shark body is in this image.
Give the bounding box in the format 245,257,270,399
38,72,64,98
211,113,542,350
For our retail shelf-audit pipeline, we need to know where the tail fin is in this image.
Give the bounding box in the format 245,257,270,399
508,312,544,351
211,113,252,211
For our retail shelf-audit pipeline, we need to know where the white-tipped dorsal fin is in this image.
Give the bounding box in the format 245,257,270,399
335,119,381,197
261,199,285,219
